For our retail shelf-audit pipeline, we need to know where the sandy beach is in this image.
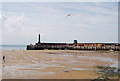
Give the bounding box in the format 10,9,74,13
1,50,119,79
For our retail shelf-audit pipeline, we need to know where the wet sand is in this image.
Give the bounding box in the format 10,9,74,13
1,50,119,79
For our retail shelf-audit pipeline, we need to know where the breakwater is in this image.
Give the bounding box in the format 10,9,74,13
27,44,120,50
27,34,120,50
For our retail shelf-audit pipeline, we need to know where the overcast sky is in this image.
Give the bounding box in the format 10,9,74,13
1,2,118,45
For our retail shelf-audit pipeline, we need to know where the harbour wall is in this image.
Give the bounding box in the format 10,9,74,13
27,44,120,51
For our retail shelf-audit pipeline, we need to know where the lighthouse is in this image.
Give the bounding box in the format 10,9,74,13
38,34,40,43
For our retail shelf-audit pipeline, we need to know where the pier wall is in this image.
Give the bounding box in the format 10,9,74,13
27,44,120,51
27,34,120,50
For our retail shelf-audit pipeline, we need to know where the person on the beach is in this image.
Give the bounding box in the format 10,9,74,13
3,56,5,62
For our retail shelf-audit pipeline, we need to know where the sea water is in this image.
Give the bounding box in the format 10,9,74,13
0,45,26,50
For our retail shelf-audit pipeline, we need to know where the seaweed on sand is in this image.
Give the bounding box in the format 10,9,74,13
91,65,119,81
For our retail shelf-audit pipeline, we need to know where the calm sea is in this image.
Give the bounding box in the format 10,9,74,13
0,45,27,50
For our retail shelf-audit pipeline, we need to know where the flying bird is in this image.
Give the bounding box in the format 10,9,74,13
67,14,71,16
66,13,81,17
66,13,72,17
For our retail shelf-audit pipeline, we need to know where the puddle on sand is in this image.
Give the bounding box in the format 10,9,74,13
2,64,56,79
77,56,118,67
59,54,73,57
72,68,91,71
58,54,118,68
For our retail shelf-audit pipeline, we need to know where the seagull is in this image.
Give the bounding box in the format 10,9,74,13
66,14,72,17
67,14,71,16
66,13,81,17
